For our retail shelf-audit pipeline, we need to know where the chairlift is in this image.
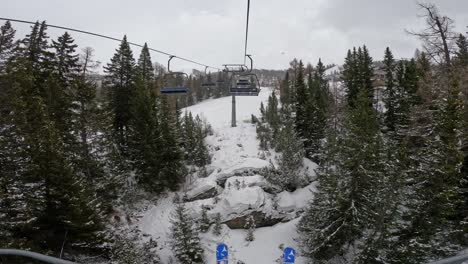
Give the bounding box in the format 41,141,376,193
228,55,260,96
160,56,190,94
229,72,260,96
201,66,217,88
215,70,228,85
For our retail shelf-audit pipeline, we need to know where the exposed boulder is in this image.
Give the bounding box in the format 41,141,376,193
184,181,218,202
223,211,283,229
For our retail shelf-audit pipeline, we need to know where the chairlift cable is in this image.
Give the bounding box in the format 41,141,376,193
0,17,221,71
243,0,251,65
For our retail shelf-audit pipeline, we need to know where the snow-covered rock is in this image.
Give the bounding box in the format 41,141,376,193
184,179,218,202
220,185,266,215
277,184,316,213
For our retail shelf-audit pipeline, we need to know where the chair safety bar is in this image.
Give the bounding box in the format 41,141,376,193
0,249,77,264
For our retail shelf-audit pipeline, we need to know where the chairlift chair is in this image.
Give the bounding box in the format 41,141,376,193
160,56,190,94
201,67,217,88
229,72,260,96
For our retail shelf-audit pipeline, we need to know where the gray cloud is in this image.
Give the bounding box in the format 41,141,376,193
2,0,468,70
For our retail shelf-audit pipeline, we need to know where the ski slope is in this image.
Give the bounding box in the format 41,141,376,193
138,88,312,264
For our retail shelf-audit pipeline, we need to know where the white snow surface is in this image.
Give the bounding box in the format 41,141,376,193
137,88,316,263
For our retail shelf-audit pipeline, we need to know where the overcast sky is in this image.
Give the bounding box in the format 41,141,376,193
2,0,468,71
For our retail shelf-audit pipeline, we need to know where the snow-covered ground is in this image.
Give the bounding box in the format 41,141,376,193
137,88,316,263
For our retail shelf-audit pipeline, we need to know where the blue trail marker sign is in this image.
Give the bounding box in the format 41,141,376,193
283,247,296,263
216,243,229,264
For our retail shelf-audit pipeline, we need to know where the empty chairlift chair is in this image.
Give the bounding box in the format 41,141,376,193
161,72,190,94
160,56,190,94
201,67,217,88
229,73,260,96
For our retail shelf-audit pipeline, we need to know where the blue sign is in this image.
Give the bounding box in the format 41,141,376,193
216,243,229,262
283,247,296,263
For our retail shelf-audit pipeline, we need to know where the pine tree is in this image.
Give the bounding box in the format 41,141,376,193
104,35,136,151
343,46,374,108
265,91,280,142
294,60,308,141
416,51,432,79
127,44,167,193
136,43,155,85
455,34,468,67
23,21,54,82
272,119,306,191
304,59,330,161
343,48,359,107
360,46,374,98
280,71,291,105
213,213,222,236
0,20,16,73
52,32,79,84
72,47,104,180
110,229,160,264
199,206,210,233
298,89,385,262
2,41,104,254
244,215,256,242
47,32,81,150
383,47,397,132
159,95,186,191
170,202,204,263
193,115,210,167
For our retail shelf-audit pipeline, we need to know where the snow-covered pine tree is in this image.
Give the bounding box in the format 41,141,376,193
72,47,109,190
294,60,308,144
110,228,160,264
304,59,330,161
244,215,256,242
213,213,222,236
390,81,465,263
343,46,374,108
199,206,210,233
266,91,280,136
170,202,204,263
193,115,210,167
273,119,306,191
298,87,385,262
182,111,195,162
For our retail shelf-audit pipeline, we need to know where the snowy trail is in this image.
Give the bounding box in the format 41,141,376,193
139,88,310,264
185,89,271,175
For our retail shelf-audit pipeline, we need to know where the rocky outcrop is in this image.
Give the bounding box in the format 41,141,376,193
223,211,284,229
215,167,263,187
184,183,218,202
